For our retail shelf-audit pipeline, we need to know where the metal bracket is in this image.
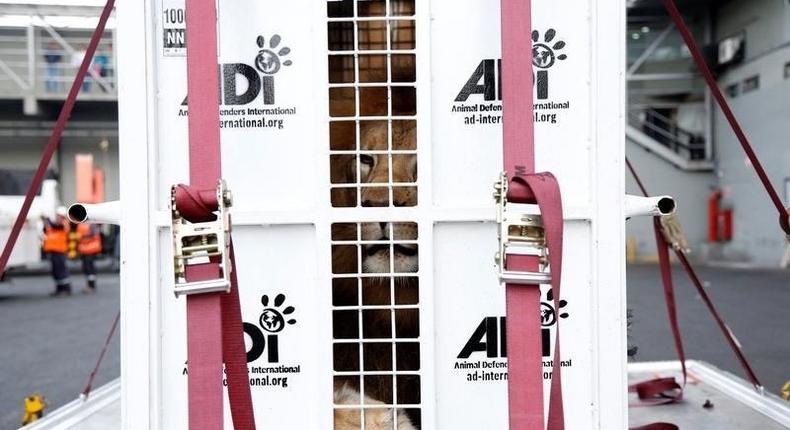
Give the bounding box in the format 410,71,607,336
171,180,233,297
494,172,551,285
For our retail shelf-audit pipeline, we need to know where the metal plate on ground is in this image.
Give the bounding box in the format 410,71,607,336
629,361,790,430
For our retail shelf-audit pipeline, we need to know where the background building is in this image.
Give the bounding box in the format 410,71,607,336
626,0,790,266
0,0,118,206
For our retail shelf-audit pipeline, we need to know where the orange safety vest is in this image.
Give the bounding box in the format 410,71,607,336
43,220,69,254
77,223,102,255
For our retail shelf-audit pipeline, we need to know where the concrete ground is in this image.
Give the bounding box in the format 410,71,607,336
627,263,790,397
0,273,119,430
0,263,786,429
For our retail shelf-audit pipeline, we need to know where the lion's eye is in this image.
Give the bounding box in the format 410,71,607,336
359,154,375,167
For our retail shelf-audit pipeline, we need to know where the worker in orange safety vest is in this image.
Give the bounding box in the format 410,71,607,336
42,214,72,296
76,223,102,293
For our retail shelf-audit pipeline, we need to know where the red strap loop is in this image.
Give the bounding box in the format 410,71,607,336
507,177,537,204
174,184,220,223
631,377,682,402
223,243,257,429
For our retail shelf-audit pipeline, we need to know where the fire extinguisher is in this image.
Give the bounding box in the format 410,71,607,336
708,190,733,242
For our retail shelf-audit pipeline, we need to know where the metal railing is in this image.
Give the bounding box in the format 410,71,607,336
628,107,707,161
0,26,116,101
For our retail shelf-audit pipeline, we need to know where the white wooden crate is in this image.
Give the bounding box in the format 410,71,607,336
115,0,626,428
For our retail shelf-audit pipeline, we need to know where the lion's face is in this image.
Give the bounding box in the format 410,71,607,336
360,221,417,273
357,151,417,207
327,9,420,427
360,121,416,274
334,384,416,430
331,120,418,274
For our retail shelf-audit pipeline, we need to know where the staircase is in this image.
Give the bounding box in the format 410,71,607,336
627,108,714,171
0,20,116,104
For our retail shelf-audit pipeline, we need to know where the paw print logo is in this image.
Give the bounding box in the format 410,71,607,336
254,34,293,75
531,29,567,69
540,288,568,327
259,293,296,333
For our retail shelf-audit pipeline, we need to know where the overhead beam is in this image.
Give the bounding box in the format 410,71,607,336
0,57,30,90
0,4,104,17
627,23,674,75
627,72,697,81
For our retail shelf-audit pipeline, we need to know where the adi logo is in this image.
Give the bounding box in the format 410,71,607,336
258,293,296,333
532,29,567,69
454,28,568,102
254,34,292,75
244,293,297,363
182,33,293,106
457,288,569,359
541,288,568,327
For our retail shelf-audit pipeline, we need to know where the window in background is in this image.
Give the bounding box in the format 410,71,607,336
725,82,739,98
742,75,759,93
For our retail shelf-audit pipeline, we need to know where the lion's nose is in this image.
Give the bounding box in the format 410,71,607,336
361,186,390,207
362,198,388,207
380,222,389,238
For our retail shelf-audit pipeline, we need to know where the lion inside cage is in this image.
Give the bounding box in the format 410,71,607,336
327,0,421,429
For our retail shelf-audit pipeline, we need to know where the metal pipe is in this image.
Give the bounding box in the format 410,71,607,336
68,201,121,224
625,194,676,218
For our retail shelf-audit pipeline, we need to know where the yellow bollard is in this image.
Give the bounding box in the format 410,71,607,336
626,236,638,263
68,229,80,260
781,380,790,401
21,394,47,425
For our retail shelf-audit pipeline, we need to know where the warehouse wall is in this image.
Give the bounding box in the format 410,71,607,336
711,0,790,265
717,0,789,60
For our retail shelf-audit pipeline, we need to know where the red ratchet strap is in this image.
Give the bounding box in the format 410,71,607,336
649,217,687,402
82,311,121,398
626,158,762,391
625,157,763,430
624,159,685,430
182,0,255,429
661,0,790,236
500,0,565,428
0,0,114,276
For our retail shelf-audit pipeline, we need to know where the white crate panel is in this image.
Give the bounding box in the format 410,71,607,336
430,0,592,210
158,225,326,429
154,0,323,213
433,222,594,428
